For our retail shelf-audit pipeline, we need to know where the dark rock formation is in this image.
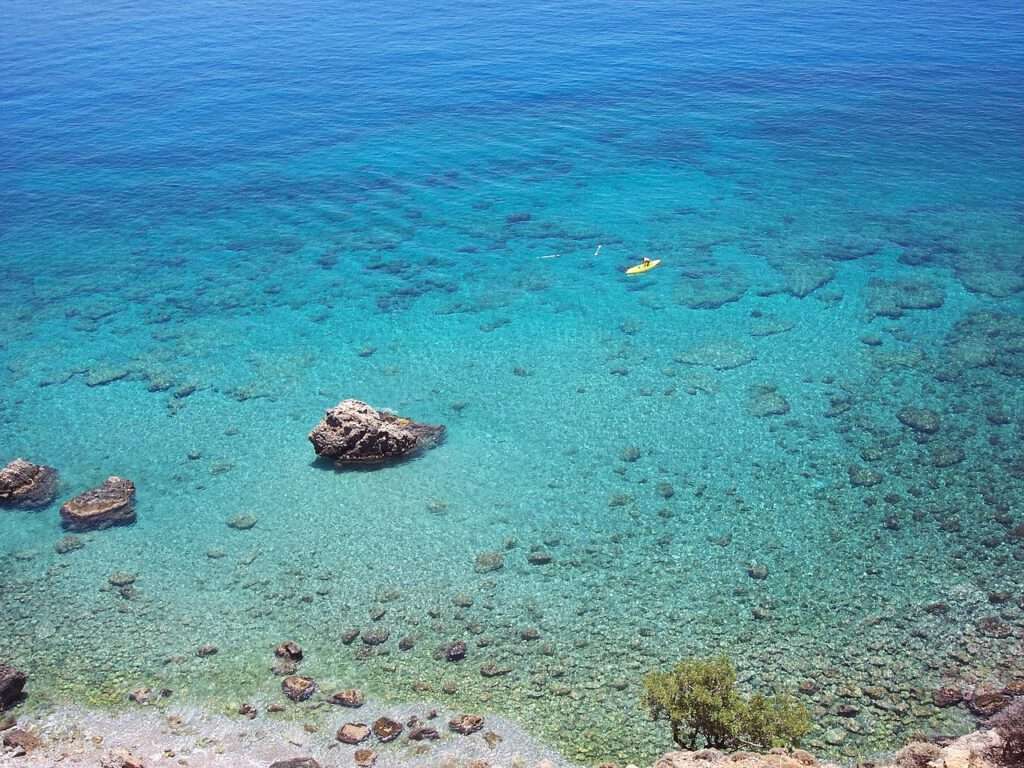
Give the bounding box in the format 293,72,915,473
408,725,440,741
330,689,365,707
371,716,403,742
0,459,58,509
933,686,963,707
449,713,485,735
274,641,303,661
269,760,321,768
60,477,136,531
336,722,370,744
281,676,317,702
897,407,940,434
0,664,27,710
309,399,445,465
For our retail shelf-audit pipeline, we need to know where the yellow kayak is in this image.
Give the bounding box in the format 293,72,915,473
625,259,661,275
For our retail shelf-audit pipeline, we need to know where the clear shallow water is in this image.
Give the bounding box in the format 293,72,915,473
2,0,1023,763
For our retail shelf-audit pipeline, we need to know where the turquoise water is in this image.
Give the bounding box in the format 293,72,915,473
2,0,1024,763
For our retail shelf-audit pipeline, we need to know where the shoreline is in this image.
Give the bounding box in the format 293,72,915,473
0,699,577,768
0,699,1008,768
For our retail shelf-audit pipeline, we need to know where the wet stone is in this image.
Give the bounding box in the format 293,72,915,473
196,643,218,658
446,640,467,661
0,459,58,509
274,641,303,661
408,725,440,741
128,687,154,705
361,628,390,646
747,563,769,580
527,550,553,565
108,572,137,587
372,716,403,742
281,676,317,702
897,407,941,434
227,513,257,530
480,662,512,678
354,749,377,768
931,445,965,468
474,551,504,573
977,616,1013,639
60,476,136,531
449,714,485,735
272,659,298,677
336,722,370,744
0,664,27,711
269,760,321,768
969,691,1010,716
848,465,883,487
341,628,360,645
330,689,365,708
54,535,83,555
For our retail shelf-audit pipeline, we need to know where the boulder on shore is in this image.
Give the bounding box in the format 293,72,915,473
0,459,58,509
0,663,27,710
309,399,445,465
60,477,136,531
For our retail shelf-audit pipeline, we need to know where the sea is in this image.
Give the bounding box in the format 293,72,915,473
2,0,1023,764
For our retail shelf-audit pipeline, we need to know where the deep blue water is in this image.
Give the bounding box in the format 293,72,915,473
1,1,1023,764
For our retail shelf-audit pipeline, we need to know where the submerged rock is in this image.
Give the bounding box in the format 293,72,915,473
747,385,790,417
0,459,58,509
675,340,755,370
269,760,321,768
274,641,303,661
864,278,945,318
0,664,27,710
309,399,445,465
474,551,505,573
897,407,940,434
59,477,136,531
848,465,883,487
54,535,84,555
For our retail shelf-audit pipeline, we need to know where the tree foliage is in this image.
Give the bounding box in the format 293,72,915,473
642,656,810,752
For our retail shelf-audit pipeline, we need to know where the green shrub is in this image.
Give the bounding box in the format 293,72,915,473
642,656,810,752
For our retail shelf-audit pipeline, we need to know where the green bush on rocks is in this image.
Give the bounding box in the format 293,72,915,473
642,656,810,751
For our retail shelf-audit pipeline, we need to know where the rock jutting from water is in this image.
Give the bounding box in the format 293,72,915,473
59,477,136,531
308,399,445,465
0,663,27,710
0,459,58,509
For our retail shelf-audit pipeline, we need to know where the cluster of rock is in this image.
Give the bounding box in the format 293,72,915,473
1,458,136,533
309,399,445,465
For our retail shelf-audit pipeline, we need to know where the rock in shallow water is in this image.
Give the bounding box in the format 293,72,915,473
281,676,317,702
0,459,58,509
0,663,27,710
60,477,136,531
309,399,445,465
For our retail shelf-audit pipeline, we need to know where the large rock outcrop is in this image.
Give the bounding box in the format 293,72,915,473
0,459,58,509
0,663,27,710
309,399,445,465
59,477,136,531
